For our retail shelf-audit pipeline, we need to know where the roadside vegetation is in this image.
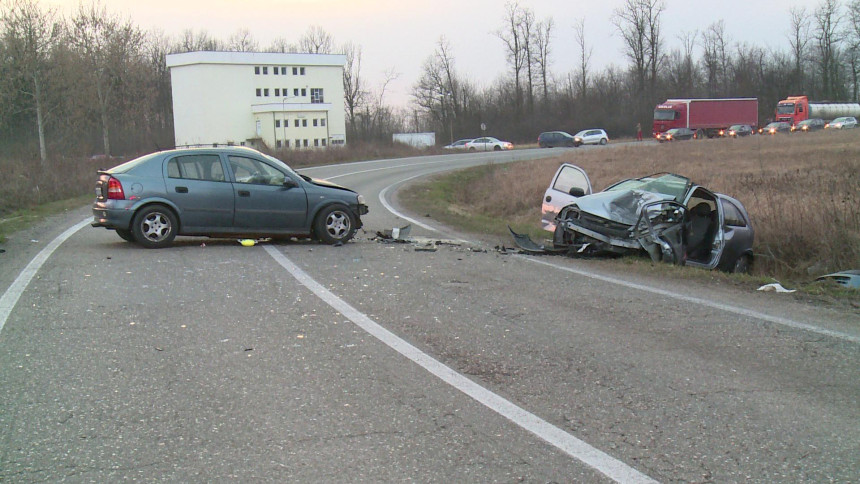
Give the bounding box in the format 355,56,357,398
399,131,860,292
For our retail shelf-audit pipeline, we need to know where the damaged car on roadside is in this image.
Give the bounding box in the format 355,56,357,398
526,164,755,273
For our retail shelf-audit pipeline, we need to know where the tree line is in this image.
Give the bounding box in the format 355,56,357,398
2,0,860,161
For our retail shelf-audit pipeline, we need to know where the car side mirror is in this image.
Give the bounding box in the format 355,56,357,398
569,187,585,197
283,178,299,189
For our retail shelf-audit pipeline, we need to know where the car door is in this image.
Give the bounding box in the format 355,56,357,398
163,153,235,232
227,154,310,233
541,163,593,232
683,187,725,270
715,196,754,271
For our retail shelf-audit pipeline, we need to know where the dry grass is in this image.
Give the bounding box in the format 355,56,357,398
419,130,860,280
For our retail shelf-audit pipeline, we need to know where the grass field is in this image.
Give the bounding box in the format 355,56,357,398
399,130,860,284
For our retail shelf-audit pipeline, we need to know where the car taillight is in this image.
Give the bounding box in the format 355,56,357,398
107,177,125,200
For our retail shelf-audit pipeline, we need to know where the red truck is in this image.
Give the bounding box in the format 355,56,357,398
775,95,860,126
652,98,759,138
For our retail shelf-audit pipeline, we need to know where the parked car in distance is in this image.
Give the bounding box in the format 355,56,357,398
538,131,577,148
443,138,473,150
760,121,792,134
92,147,369,248
465,137,514,151
540,165,755,273
726,124,753,137
573,129,609,146
657,127,696,142
792,118,825,132
826,116,857,129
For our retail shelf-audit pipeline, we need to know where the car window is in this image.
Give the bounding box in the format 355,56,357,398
229,155,286,185
722,200,747,227
552,165,589,195
167,154,225,182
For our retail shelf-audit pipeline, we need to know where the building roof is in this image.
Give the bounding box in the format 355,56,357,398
166,51,346,68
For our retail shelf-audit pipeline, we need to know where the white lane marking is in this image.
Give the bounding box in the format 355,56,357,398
0,218,90,332
377,180,860,345
378,173,440,232
263,245,657,484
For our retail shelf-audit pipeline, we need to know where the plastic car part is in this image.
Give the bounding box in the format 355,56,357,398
815,270,860,288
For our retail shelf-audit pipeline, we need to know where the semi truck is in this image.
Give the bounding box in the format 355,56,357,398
774,96,860,126
652,98,759,138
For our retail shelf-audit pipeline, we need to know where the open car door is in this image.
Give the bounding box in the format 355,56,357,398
541,163,592,232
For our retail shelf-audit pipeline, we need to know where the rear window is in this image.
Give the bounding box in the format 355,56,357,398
723,200,747,227
552,166,589,195
167,154,225,182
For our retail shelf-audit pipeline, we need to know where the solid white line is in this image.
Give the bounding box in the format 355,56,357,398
262,244,658,484
377,179,860,345
0,218,91,332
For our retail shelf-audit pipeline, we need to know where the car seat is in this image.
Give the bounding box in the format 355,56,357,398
687,202,715,261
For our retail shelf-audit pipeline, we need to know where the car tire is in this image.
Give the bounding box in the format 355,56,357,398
115,228,135,242
493,145,501,151
469,147,476,152
599,138,607,145
732,254,752,274
314,205,356,245
131,205,177,249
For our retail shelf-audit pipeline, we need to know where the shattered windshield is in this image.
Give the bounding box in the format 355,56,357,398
605,173,692,202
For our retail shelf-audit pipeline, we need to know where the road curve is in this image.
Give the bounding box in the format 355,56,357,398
1,147,858,482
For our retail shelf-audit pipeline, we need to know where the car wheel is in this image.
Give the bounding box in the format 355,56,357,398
314,205,356,245
493,145,501,151
599,138,607,145
115,228,135,242
731,254,752,274
132,205,177,249
469,147,476,152
695,129,705,139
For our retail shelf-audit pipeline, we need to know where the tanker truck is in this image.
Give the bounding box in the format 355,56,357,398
774,95,860,126
652,98,759,138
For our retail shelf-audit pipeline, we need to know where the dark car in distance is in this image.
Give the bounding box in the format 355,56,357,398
92,147,369,248
657,127,696,142
792,118,825,132
761,121,792,134
538,131,577,148
725,124,753,137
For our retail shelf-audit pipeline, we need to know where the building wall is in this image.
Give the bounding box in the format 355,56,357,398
167,51,346,149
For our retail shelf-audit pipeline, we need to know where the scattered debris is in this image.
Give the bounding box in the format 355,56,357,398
374,224,412,243
0,248,5,254
414,245,437,252
757,282,796,293
508,227,567,255
238,237,272,247
815,270,860,289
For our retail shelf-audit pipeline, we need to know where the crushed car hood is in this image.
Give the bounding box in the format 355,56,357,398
573,189,675,226
302,175,356,193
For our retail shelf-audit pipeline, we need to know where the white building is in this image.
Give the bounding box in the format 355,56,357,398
166,51,346,149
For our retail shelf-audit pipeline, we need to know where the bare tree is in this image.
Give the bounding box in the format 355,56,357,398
787,7,811,93
813,0,845,99
612,0,665,98
496,1,526,113
341,41,366,133
70,1,145,156
701,20,731,96
847,0,860,99
228,28,257,52
299,25,333,54
664,30,698,95
1,0,62,160
174,29,222,53
267,37,297,53
533,17,554,103
573,17,591,99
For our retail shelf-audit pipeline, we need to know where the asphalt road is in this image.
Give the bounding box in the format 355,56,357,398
1,147,858,483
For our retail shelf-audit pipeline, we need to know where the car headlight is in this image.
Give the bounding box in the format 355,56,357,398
357,194,366,205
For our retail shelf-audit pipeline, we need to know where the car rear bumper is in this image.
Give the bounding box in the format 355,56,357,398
91,200,135,229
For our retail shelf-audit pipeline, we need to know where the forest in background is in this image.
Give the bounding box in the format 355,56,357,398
2,0,860,161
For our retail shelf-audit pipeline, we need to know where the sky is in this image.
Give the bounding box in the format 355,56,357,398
43,0,811,107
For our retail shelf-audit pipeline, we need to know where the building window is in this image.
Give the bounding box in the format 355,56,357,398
313,119,318,127
322,139,327,146
254,66,260,74
264,88,269,96
276,140,282,147
310,88,324,103
314,139,319,147
301,88,307,97
303,139,308,147
302,119,307,127
262,66,268,74
285,140,290,148
275,120,280,128
292,67,298,75
281,67,286,75
295,139,300,147
274,67,279,75
255,88,261,96
294,119,299,128
275,88,280,97
320,118,326,127
300,67,305,75
293,88,299,97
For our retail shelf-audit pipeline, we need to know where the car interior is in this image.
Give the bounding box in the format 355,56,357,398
686,197,718,262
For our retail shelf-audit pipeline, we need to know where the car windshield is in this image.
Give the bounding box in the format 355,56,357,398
654,109,676,121
606,173,692,201
729,125,743,130
776,103,796,115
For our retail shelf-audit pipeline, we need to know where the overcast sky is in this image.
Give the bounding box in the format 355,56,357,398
45,0,812,107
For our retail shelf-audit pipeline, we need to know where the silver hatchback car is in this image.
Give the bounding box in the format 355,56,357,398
92,147,368,248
